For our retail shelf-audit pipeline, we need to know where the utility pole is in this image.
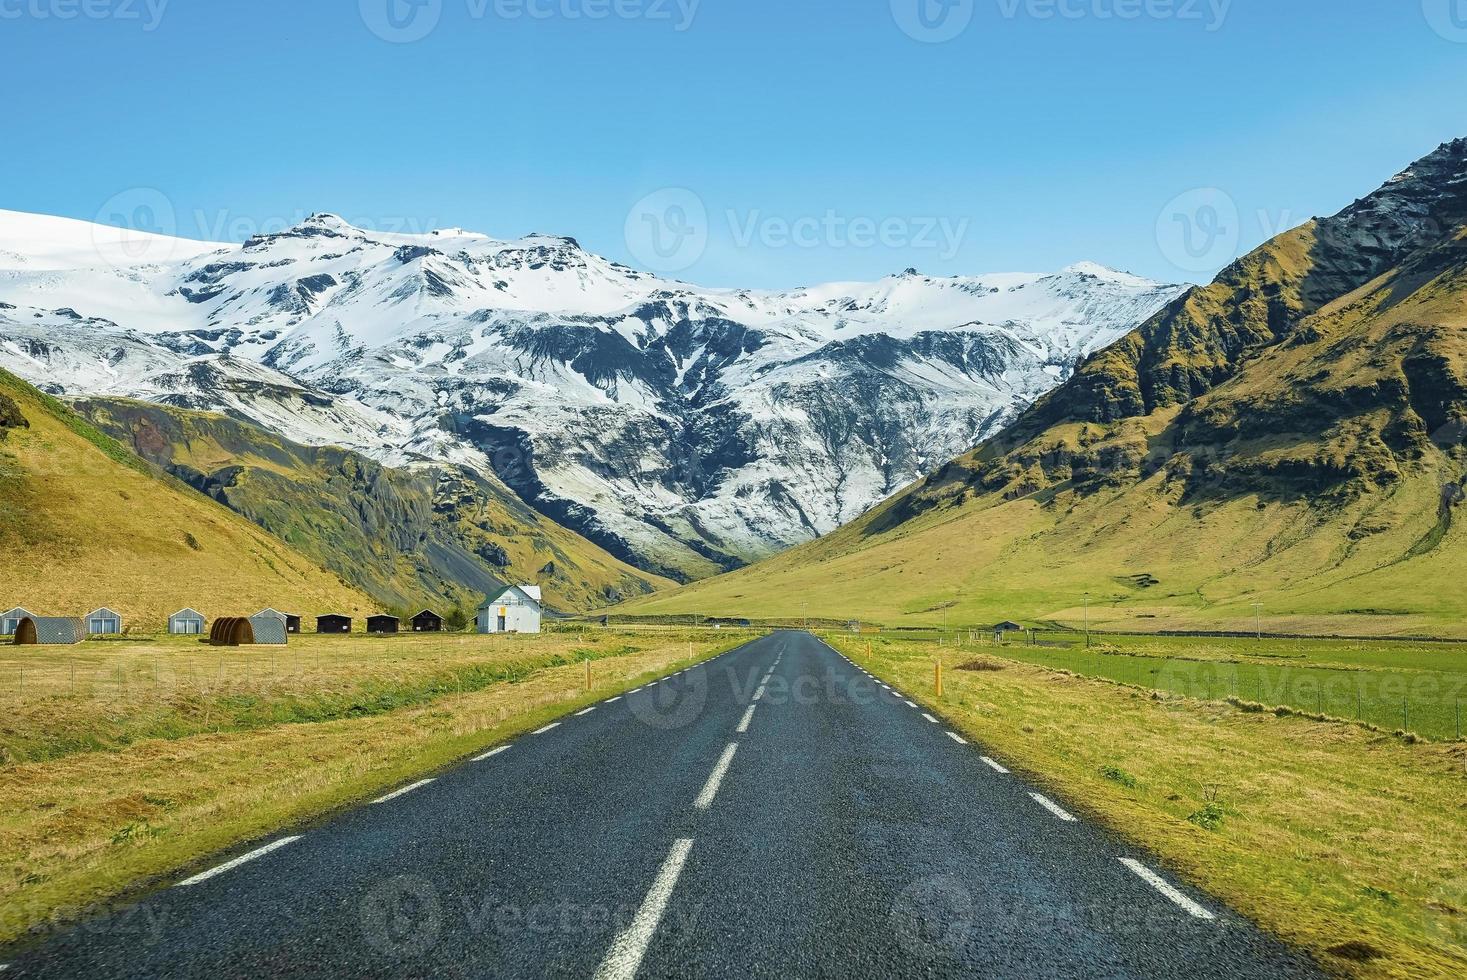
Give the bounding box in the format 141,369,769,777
1084,592,1091,649
1253,602,1263,642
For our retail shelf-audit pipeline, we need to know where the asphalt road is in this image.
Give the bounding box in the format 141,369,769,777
4,631,1319,978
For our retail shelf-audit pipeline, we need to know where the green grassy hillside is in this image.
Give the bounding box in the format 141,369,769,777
620,140,1467,636
0,368,376,629
76,399,672,613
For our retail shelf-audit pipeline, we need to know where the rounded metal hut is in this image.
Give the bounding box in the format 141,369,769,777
13,617,86,646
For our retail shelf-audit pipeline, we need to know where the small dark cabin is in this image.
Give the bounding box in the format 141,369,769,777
411,610,443,633
317,614,352,634
367,615,400,635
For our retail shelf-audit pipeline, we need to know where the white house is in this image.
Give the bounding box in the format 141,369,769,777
168,608,206,635
477,585,543,634
1,607,33,637
85,607,123,635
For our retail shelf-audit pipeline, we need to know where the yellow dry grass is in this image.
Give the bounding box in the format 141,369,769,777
826,632,1467,979
0,627,755,945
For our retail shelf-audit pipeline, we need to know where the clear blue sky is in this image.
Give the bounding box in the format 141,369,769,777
3,0,1466,287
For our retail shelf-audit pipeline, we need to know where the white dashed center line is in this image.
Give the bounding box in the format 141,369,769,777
532,722,561,735
1030,793,1078,823
694,742,740,810
594,838,695,980
176,836,303,886
1120,859,1217,920
372,779,434,805
473,745,510,762
736,703,757,733
982,756,1010,773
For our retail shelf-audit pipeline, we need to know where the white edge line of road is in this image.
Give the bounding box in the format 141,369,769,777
176,836,303,887
372,778,435,805
593,838,695,980
473,745,510,762
1120,859,1217,920
922,713,939,723
533,722,561,735
576,707,597,716
605,696,622,703
982,756,1010,773
1030,792,1078,823
693,742,740,810
946,731,967,744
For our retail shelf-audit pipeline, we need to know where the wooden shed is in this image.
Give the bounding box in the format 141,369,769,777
411,610,443,633
168,608,206,635
1,607,34,637
367,615,400,635
85,607,123,636
317,614,352,635
14,617,86,646
993,621,1024,633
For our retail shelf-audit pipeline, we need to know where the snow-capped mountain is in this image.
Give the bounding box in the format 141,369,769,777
0,209,1186,579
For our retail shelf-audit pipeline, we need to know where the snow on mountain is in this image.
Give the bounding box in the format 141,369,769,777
0,210,1186,579
0,208,228,272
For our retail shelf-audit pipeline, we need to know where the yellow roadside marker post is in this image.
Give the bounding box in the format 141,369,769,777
585,658,592,692
935,660,944,698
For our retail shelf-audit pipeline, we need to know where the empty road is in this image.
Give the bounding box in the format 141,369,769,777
3,631,1317,978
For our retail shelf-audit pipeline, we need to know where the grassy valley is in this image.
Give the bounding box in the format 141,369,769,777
0,368,374,629
620,141,1467,637
77,399,673,615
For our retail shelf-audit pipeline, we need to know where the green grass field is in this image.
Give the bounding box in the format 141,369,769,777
896,630,1467,741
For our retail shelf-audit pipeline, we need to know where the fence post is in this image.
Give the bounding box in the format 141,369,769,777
585,657,592,692
1457,700,1461,740
1403,700,1409,732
